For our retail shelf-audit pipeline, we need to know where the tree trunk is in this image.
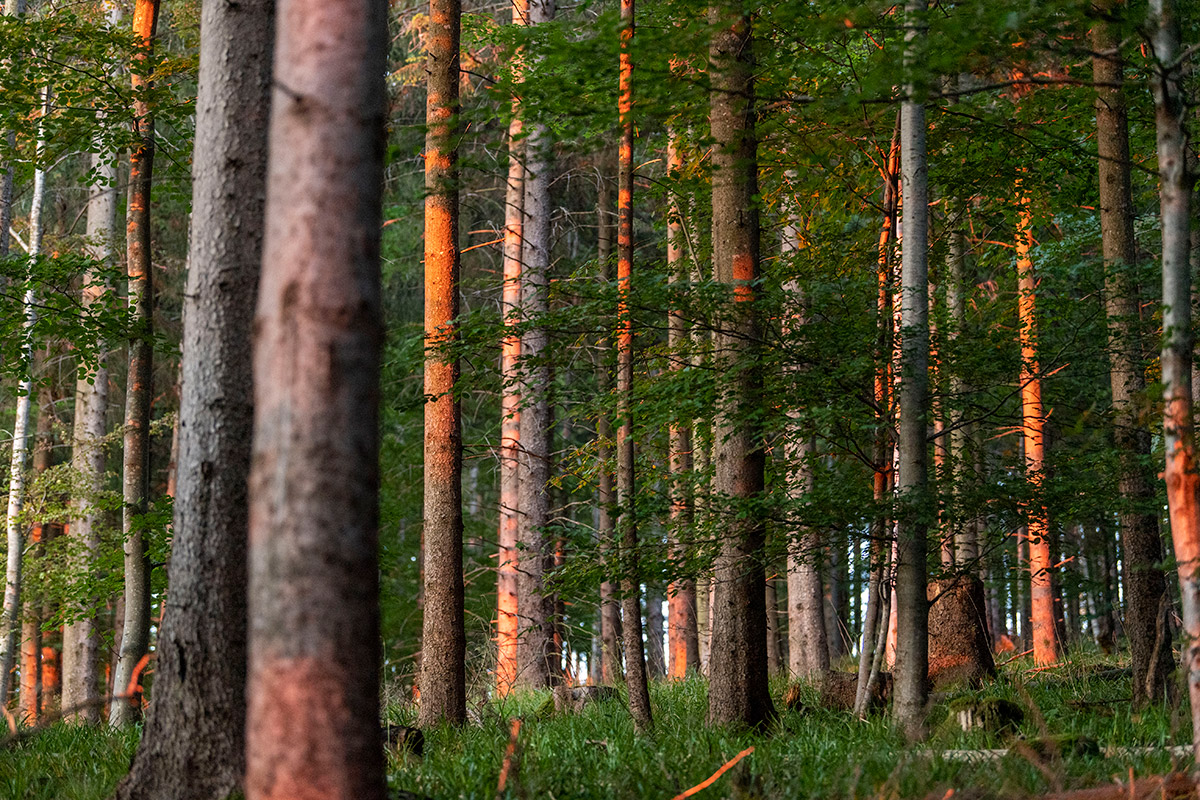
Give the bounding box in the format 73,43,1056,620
245,0,388,792
595,151,623,688
666,126,698,680
616,0,652,728
857,128,898,705
110,0,161,725
1092,4,1174,706
893,0,931,740
62,76,120,719
706,4,773,729
0,89,48,711
20,386,53,724
418,0,465,727
1148,0,1200,767
1016,189,1058,667
495,0,526,701
515,0,557,691
787,438,827,677
112,0,271,791
0,0,24,271
946,203,978,567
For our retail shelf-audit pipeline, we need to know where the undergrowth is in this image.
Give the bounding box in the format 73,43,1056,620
2,649,1191,799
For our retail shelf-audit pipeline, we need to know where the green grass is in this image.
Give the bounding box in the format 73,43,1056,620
3,651,1193,800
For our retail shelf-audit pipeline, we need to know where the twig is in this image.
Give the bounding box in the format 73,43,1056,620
495,717,521,800
998,648,1033,666
669,746,755,800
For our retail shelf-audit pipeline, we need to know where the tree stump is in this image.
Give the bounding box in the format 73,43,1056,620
927,576,996,689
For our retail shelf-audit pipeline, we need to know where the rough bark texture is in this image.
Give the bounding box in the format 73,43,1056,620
666,127,699,680
110,0,160,725
706,6,773,729
495,0,526,700
111,0,271,792
20,393,53,724
1092,5,1174,706
894,0,931,741
1148,0,1200,767
926,576,996,689
616,0,652,728
418,0,465,727
244,0,388,792
1016,191,1058,667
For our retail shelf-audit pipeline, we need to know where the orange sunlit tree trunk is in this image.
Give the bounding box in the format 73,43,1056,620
244,0,389,793
1015,188,1058,667
495,0,526,698
1148,0,1200,766
615,0,651,731
110,0,160,726
419,0,466,727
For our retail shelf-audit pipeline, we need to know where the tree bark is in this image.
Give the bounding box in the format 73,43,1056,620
666,126,699,680
112,0,271,791
418,0,465,727
616,0,652,728
1092,4,1174,706
0,88,48,711
1016,189,1058,667
893,0,931,741
245,0,388,792
787,439,827,677
706,4,773,729
516,0,557,691
495,0,526,701
110,0,161,725
1148,0,1200,768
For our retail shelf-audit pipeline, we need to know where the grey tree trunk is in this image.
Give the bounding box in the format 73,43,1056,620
1148,0,1200,767
787,439,828,678
706,4,773,729
244,0,388,791
893,0,931,742
112,0,272,792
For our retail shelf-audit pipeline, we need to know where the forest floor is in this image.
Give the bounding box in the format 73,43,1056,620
1,648,1194,799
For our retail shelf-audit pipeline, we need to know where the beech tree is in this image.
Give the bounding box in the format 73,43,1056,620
244,0,388,793
893,0,930,741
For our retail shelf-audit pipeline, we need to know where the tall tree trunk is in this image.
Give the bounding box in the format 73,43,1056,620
112,0,271,791
1092,4,1174,706
595,152,623,687
706,4,773,729
0,88,48,711
765,577,782,676
110,0,161,725
666,127,699,679
856,128,899,709
419,0,465,727
19,381,53,724
1016,190,1058,667
893,0,931,741
245,0,388,792
0,0,24,270
495,0,527,701
788,439,827,677
617,0,652,728
1149,0,1200,767
516,0,557,692
946,204,977,566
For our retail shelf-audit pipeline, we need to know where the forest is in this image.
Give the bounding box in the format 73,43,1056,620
0,0,1199,796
